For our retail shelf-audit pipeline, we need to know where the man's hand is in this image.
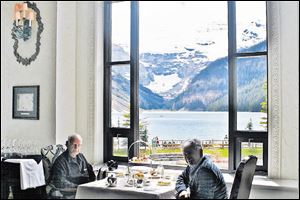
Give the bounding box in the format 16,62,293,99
178,190,190,199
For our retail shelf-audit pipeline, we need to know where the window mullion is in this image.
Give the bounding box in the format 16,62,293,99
104,1,112,162
129,1,139,159
109,60,131,66
235,51,267,58
228,1,237,171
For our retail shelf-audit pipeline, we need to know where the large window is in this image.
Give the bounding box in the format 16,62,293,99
228,1,268,172
138,2,229,169
104,1,268,172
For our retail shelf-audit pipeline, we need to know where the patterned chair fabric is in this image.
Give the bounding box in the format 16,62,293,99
41,144,66,199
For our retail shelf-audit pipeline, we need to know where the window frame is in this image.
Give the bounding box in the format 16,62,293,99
103,1,139,162
104,1,268,173
228,1,268,173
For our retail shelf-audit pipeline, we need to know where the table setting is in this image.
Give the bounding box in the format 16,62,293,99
75,165,177,199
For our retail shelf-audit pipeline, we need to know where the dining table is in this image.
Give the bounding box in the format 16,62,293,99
75,167,178,199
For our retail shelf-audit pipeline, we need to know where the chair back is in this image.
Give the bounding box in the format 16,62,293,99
229,155,257,199
41,144,66,184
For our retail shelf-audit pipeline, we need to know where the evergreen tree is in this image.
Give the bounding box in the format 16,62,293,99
122,112,149,144
122,113,130,128
246,118,253,130
260,81,268,130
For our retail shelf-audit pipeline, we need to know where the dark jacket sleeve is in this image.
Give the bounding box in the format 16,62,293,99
51,161,78,188
175,166,190,197
68,155,96,184
85,160,96,182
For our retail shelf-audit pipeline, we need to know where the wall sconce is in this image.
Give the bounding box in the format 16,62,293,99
11,1,44,66
13,2,36,41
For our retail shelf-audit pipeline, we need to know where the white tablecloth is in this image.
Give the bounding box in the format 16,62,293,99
75,178,176,199
4,159,45,190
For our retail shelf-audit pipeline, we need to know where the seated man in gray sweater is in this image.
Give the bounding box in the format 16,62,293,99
50,134,95,198
175,139,228,199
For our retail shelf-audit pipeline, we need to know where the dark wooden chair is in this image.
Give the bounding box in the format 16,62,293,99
41,144,66,183
229,155,258,199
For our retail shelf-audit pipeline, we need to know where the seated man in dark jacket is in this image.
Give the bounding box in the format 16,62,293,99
176,139,228,199
50,134,95,198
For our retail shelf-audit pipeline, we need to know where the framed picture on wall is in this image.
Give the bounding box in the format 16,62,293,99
12,85,39,120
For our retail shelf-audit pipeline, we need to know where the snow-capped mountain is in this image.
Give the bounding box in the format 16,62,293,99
111,19,267,112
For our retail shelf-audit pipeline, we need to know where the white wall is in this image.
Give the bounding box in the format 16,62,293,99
94,2,105,164
1,1,104,163
55,1,103,163
279,1,299,180
55,2,77,145
1,2,57,147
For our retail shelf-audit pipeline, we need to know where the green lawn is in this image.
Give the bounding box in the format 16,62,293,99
113,149,128,157
205,147,263,160
204,148,228,158
114,147,263,160
241,147,263,158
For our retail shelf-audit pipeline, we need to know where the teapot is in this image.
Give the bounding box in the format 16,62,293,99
97,160,118,180
107,173,117,187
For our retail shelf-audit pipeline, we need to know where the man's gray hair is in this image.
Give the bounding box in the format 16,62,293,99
183,138,203,150
67,134,82,144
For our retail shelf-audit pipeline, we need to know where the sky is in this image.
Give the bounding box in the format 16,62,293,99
112,1,266,59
